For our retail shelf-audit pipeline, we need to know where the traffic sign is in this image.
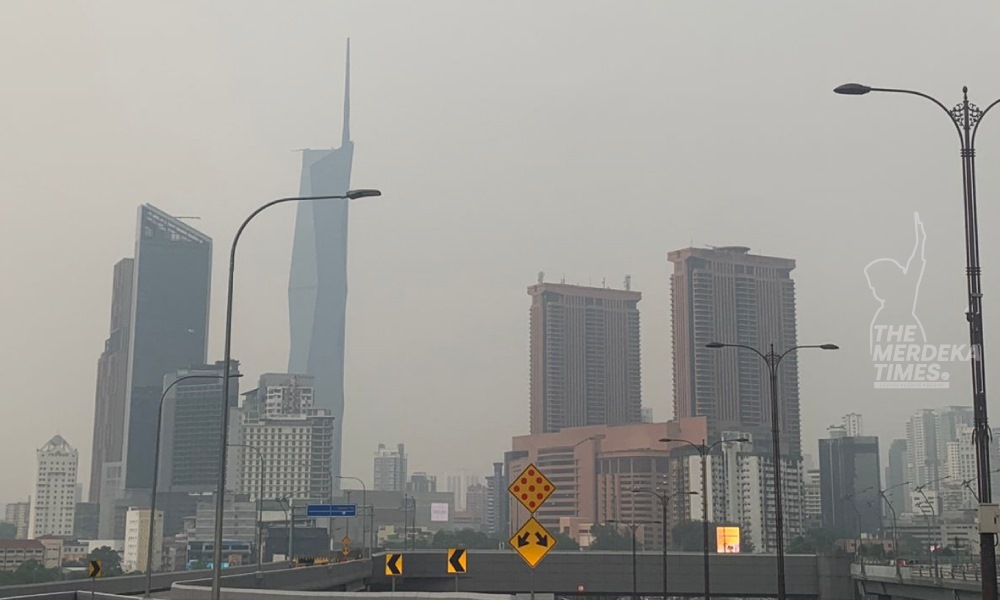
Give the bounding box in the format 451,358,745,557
341,546,351,557
306,504,357,517
342,536,351,545
508,464,555,513
88,560,102,578
509,516,556,568
447,548,467,574
385,553,403,576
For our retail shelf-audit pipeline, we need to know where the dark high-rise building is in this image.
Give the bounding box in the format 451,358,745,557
818,431,881,535
89,258,134,503
288,40,359,489
73,502,99,539
886,438,909,514
669,246,802,456
527,281,642,434
122,205,212,490
159,362,240,493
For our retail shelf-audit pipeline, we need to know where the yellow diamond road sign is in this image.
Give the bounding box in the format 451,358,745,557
509,516,556,568
508,464,555,513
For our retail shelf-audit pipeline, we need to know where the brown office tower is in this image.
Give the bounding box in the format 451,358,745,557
528,281,642,434
669,246,802,457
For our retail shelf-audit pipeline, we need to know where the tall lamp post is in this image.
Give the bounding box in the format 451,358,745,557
337,476,368,557
706,341,837,600
144,373,237,598
660,437,748,600
843,494,864,562
607,519,659,600
875,480,909,564
915,476,949,580
210,189,381,600
228,443,264,569
834,82,998,600
632,488,696,600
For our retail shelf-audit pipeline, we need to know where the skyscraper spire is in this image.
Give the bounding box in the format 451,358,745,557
342,38,351,146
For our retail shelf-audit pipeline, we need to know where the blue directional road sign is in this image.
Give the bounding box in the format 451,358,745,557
306,504,357,517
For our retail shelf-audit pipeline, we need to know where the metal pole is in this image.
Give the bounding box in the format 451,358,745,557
960,90,998,600
661,494,668,600
145,374,224,598
835,82,998,599
701,446,710,600
767,346,787,600
632,523,638,600
210,192,377,600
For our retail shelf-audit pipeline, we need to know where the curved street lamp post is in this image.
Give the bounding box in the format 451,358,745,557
145,373,240,599
210,190,381,600
631,488,696,600
659,436,748,600
705,341,838,600
835,82,998,599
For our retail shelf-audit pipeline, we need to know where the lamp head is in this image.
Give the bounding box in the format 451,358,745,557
834,83,872,96
706,342,725,349
820,343,839,350
346,188,382,200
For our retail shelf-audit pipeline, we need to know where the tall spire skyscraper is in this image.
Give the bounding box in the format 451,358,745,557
288,40,355,489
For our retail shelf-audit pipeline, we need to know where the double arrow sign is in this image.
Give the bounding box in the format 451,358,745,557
507,463,557,568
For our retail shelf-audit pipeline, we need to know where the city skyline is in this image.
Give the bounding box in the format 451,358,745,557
2,2,995,504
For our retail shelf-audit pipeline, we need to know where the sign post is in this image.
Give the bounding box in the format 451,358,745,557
507,464,557,600
88,560,101,600
306,504,357,518
385,553,403,592
448,548,467,591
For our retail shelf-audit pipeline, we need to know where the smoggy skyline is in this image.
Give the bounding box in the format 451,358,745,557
2,1,1000,501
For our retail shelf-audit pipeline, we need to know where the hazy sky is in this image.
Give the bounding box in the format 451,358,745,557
3,1,1000,502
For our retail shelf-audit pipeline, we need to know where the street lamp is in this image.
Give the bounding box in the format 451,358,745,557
873,480,908,565
834,81,999,600
705,341,837,600
914,476,949,580
659,437,749,600
842,494,864,562
336,476,369,558
607,519,659,600
145,373,240,598
210,189,381,600
632,488,696,600
228,444,264,570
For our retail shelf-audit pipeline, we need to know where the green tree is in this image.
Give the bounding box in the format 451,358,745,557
87,546,123,577
552,531,580,551
589,524,632,550
787,527,839,554
671,520,715,551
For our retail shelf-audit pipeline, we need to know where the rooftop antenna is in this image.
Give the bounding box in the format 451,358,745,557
537,271,544,284
624,274,632,291
602,277,606,288
561,274,566,284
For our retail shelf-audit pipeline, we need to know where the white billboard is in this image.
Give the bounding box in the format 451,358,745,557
430,502,449,522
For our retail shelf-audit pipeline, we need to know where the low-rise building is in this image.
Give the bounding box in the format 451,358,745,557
123,507,162,573
0,540,45,571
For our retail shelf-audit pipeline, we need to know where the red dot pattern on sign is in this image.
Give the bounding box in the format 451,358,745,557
521,478,527,484
529,501,536,508
544,485,551,491
536,477,542,484
529,485,536,492
528,470,535,476
536,493,543,500
512,485,520,493
521,493,528,500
